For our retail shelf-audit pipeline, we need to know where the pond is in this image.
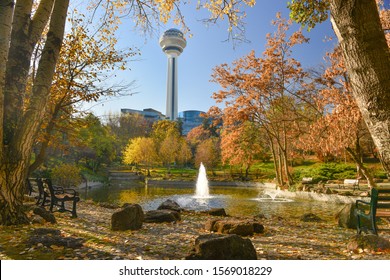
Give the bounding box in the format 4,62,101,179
81,181,346,221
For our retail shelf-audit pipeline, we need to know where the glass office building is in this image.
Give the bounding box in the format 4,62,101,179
178,110,205,135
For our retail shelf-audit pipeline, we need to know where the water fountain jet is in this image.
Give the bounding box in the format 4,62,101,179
254,189,293,203
195,163,210,198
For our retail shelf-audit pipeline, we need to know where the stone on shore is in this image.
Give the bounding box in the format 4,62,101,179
157,199,183,212
300,213,323,222
204,208,228,216
111,203,144,231
186,234,257,260
144,210,181,223
205,219,264,236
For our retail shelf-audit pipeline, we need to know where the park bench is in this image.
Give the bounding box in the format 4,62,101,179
35,178,51,207
342,179,360,190
301,177,313,184
355,188,390,235
43,178,80,218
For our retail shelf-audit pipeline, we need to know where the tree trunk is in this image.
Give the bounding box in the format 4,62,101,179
345,147,376,189
281,148,293,187
0,0,15,153
330,0,390,177
269,137,282,186
0,0,69,225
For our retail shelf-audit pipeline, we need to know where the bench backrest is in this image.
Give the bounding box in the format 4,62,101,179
42,178,57,197
377,188,390,210
36,178,48,195
344,179,359,185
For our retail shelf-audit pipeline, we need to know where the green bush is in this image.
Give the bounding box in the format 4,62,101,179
51,163,82,188
294,163,357,183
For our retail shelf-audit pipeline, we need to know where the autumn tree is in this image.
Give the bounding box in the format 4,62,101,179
288,0,390,178
105,112,154,154
29,11,136,174
221,121,262,179
211,14,310,187
195,137,220,173
186,125,212,148
123,137,157,176
299,46,377,187
151,120,191,172
71,114,117,173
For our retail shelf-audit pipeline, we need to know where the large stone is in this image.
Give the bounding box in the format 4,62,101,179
33,206,56,224
111,203,144,231
300,213,323,222
336,203,362,229
205,208,227,216
157,199,182,212
205,219,264,236
144,210,181,223
347,234,390,253
186,234,257,260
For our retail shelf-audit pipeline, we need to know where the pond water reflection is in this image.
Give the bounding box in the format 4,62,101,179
81,182,346,221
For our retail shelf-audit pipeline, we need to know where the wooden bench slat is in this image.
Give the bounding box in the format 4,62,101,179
377,203,390,208
376,211,390,217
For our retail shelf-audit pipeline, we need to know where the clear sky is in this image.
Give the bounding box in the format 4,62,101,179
83,0,337,119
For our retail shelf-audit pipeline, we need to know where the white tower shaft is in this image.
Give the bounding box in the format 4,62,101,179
166,56,178,120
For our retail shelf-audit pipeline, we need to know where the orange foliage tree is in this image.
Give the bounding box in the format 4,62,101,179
221,121,262,179
210,14,310,187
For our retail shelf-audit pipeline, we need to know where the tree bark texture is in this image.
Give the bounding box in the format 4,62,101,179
0,0,15,154
330,0,390,176
0,0,69,225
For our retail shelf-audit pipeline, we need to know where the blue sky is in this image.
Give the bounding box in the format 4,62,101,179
84,1,337,119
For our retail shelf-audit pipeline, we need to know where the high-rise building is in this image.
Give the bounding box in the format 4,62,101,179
159,28,186,120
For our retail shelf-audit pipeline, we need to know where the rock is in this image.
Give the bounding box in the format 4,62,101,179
144,210,181,223
111,203,144,231
31,216,45,225
28,228,84,248
205,208,227,216
300,213,323,222
347,234,390,253
157,199,182,212
336,203,356,229
186,234,257,260
253,223,265,233
33,206,56,224
205,219,264,236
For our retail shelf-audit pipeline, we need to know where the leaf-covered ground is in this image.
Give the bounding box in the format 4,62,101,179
0,200,389,260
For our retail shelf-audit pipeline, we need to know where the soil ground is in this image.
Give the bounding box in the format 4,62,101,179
0,200,389,260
